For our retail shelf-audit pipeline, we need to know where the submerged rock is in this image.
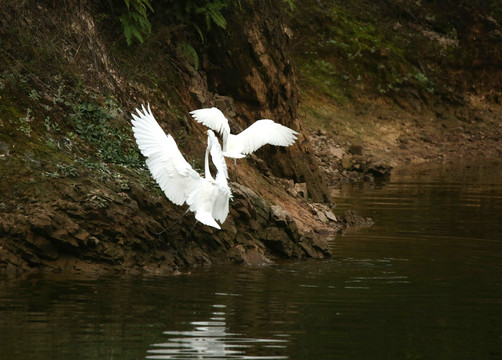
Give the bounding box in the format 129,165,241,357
340,210,374,228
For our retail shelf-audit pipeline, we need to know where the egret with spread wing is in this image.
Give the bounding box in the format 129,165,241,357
131,104,231,231
189,107,299,159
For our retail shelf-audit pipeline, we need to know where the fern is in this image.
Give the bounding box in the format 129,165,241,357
197,0,228,31
120,0,154,45
284,0,296,12
184,0,228,32
177,1,230,69
118,0,231,67
179,42,200,70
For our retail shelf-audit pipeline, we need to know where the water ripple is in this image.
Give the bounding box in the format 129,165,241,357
146,306,289,360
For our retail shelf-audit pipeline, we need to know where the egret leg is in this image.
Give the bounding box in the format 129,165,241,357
153,208,190,236
233,158,238,182
175,220,198,255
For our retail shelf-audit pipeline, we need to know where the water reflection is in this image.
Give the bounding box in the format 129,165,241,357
1,161,502,360
147,302,288,359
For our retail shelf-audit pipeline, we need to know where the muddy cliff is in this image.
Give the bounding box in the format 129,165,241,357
1,0,501,274
0,1,347,274
291,0,502,179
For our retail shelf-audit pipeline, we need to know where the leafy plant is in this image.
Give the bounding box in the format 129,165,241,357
44,116,60,132
120,0,154,45
56,163,80,178
283,0,296,12
193,0,228,32
70,102,141,167
18,108,33,137
179,42,200,70
28,89,40,101
118,0,230,48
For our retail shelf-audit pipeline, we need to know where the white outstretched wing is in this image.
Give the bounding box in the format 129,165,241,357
131,104,202,206
232,119,299,155
189,107,231,136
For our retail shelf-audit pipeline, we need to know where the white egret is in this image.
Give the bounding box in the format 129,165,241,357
189,107,299,159
131,104,231,230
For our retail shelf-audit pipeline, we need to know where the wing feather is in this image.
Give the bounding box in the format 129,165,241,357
185,182,222,229
189,107,231,136
131,104,202,206
232,119,298,155
212,185,231,224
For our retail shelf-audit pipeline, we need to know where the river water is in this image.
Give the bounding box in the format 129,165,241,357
1,161,502,360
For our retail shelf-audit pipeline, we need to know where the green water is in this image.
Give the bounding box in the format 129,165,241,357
1,161,501,359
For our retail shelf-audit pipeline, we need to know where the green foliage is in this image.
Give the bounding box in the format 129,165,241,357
18,108,33,137
179,42,200,70
172,0,230,67
42,162,79,179
28,89,40,101
168,0,229,37
413,71,435,94
283,0,296,12
120,0,153,45
292,1,438,102
56,163,80,178
70,102,141,167
194,0,228,31
119,0,230,48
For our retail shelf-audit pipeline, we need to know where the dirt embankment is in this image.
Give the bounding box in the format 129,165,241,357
1,1,501,275
292,0,502,186
0,1,371,275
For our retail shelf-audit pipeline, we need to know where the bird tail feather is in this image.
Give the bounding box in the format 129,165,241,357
195,211,221,229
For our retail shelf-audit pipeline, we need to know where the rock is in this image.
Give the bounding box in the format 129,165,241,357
261,227,296,258
293,182,308,198
325,210,337,222
271,205,293,225
316,210,329,223
74,229,90,243
28,234,59,260
298,232,331,258
348,144,363,155
227,245,272,266
0,141,9,156
329,146,345,159
231,183,270,223
248,155,271,175
50,229,81,253
367,161,392,178
341,154,353,170
342,210,374,228
30,211,56,236
87,236,100,247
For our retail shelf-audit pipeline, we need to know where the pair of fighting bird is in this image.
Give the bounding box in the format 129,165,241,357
131,105,298,230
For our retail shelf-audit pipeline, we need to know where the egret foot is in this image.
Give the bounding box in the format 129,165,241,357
174,220,198,256
152,209,190,236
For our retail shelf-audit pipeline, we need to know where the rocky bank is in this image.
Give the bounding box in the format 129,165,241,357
1,0,501,275
0,1,373,275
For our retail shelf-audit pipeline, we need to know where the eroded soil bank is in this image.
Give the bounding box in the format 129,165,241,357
1,0,501,275
0,0,371,275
